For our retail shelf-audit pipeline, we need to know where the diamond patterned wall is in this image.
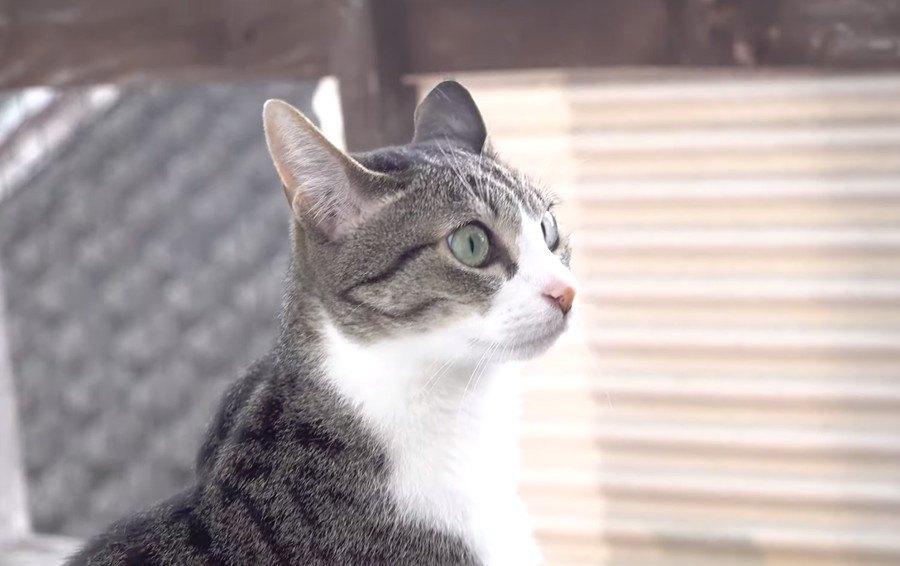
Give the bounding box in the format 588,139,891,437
0,81,317,536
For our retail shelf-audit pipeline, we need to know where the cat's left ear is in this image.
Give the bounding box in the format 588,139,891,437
413,80,488,154
263,99,389,240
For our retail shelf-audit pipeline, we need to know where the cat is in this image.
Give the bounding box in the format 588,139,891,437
67,80,577,566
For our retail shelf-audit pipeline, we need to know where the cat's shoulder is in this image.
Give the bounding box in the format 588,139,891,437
195,352,278,477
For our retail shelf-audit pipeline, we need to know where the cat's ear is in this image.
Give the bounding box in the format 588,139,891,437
412,80,487,154
263,99,386,239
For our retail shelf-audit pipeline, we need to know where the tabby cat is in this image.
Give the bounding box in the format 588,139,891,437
68,80,577,566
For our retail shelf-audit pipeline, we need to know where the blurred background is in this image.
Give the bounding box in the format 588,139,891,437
1,1,899,565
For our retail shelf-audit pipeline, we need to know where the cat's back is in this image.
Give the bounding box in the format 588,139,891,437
65,488,209,566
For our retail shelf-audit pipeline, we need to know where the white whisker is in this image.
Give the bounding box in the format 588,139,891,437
415,354,457,398
470,341,501,397
436,140,471,191
458,341,497,417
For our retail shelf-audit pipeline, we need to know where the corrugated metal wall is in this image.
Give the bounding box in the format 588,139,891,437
422,72,900,566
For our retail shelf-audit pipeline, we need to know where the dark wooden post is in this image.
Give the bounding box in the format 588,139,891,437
331,0,418,152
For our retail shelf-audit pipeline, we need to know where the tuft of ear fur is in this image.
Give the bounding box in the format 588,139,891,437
413,80,487,154
263,99,385,239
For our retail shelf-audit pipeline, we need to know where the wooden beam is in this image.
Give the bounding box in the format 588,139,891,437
671,0,900,67
2,0,900,154
772,0,900,67
0,0,334,88
3,0,900,94
406,0,675,73
406,0,900,72
332,0,417,151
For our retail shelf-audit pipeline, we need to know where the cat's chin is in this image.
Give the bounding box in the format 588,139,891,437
470,322,567,362
503,330,563,360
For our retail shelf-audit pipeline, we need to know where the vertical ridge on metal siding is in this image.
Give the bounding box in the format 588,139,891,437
418,71,900,566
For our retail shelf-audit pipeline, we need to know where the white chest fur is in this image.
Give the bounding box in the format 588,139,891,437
323,324,541,566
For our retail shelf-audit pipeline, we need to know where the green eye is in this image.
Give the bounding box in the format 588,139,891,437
449,224,490,267
541,210,559,251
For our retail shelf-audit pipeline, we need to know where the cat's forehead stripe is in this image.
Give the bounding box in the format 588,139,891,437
476,160,544,221
392,144,547,222
433,149,543,218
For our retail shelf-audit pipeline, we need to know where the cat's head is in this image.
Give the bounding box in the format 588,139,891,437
263,81,576,364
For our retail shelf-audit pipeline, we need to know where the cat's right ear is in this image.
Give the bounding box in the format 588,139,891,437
413,80,487,154
263,99,386,240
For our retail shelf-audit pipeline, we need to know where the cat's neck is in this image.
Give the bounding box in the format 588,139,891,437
324,320,531,563
320,321,521,435
277,287,524,461
275,275,537,564
321,321,529,554
275,254,328,366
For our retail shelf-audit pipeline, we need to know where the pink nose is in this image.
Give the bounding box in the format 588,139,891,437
543,281,576,314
